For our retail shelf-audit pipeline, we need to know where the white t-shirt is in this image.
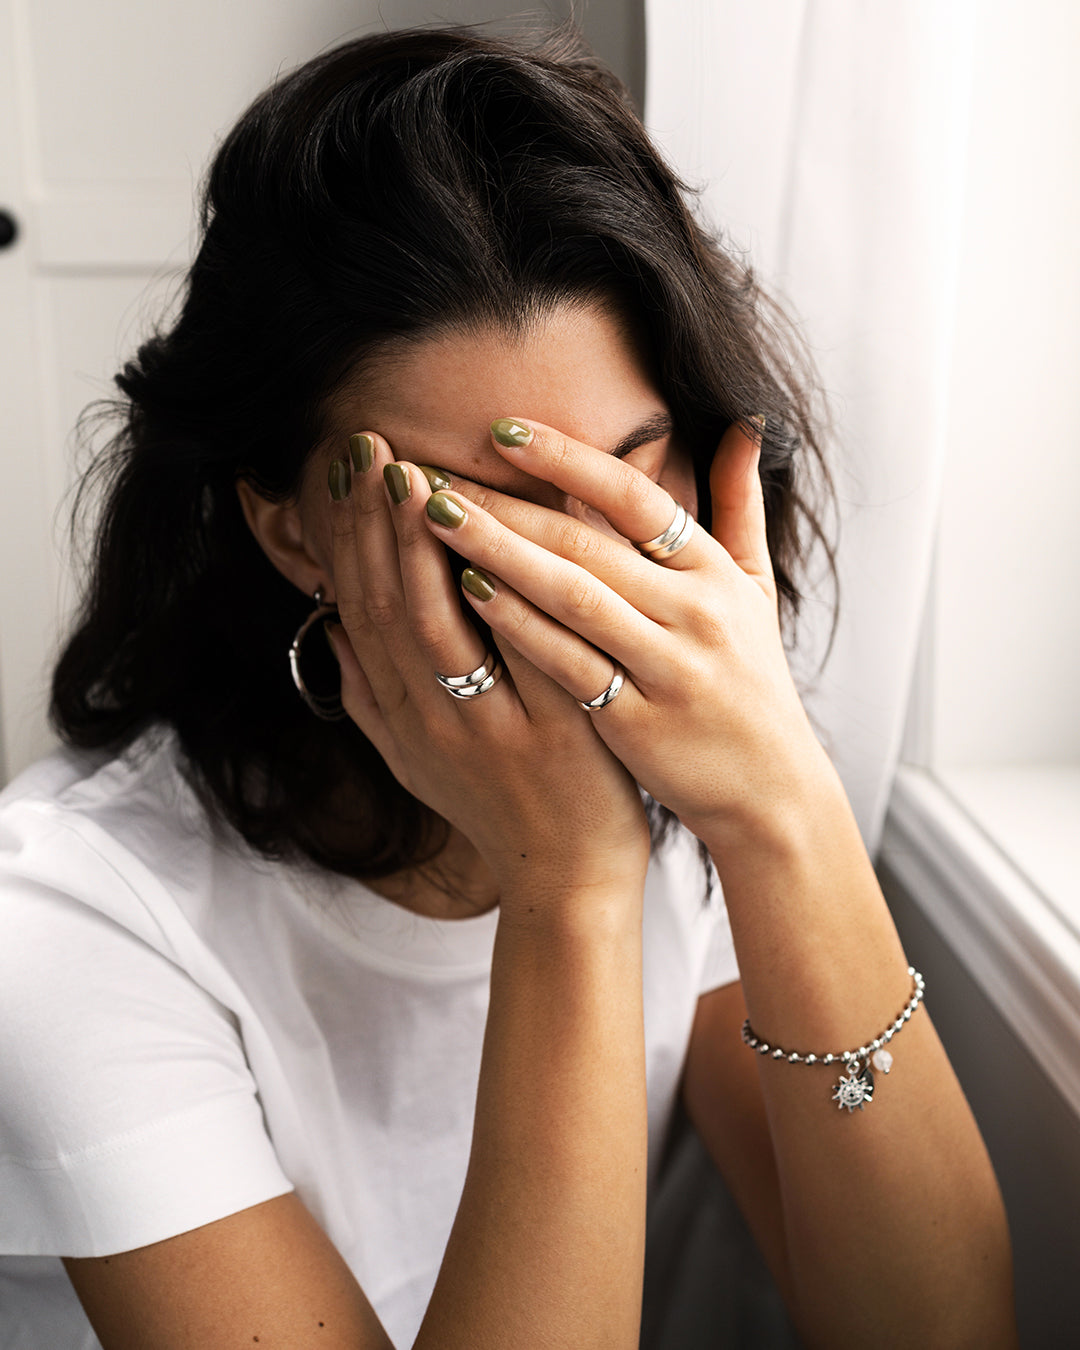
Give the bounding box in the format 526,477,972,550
0,730,739,1350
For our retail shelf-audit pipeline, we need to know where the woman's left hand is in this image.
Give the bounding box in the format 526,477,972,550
419,417,828,847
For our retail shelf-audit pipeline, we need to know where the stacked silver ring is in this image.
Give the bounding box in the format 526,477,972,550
637,502,695,561
435,652,502,699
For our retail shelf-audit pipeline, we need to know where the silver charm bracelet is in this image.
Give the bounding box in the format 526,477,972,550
741,966,926,1113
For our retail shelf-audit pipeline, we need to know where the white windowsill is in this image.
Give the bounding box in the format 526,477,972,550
880,765,1080,1122
935,765,1080,939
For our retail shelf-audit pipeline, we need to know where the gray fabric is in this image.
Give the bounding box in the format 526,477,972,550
642,1109,803,1350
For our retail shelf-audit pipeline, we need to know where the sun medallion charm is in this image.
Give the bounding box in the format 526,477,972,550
832,1061,875,1112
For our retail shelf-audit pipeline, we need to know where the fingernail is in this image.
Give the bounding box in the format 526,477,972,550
751,413,767,436
418,464,451,491
349,433,375,472
383,462,411,504
426,491,467,529
329,459,351,501
491,418,533,448
462,567,496,601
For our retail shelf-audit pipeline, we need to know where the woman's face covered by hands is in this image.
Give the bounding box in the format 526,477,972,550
301,302,695,567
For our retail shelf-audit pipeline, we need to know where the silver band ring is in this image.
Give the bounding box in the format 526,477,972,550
436,654,503,700
436,653,496,689
637,502,695,561
444,666,502,699
579,664,624,712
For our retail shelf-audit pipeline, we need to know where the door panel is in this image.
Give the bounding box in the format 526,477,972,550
0,0,625,782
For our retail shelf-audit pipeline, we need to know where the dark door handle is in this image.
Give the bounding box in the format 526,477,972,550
0,211,19,249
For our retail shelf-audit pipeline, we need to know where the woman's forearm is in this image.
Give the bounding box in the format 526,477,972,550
704,749,1017,1349
416,883,648,1350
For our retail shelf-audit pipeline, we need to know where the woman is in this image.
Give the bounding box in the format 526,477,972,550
0,25,1015,1349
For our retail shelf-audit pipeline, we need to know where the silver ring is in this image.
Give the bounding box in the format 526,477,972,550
436,653,496,690
436,654,503,700
637,502,695,561
579,664,624,712
443,664,503,699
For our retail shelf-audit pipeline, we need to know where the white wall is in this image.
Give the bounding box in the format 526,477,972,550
931,0,1080,770
0,0,642,783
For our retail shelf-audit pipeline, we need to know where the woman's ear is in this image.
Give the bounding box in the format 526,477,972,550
235,478,331,600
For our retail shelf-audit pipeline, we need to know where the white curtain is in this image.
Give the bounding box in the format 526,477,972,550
644,0,977,851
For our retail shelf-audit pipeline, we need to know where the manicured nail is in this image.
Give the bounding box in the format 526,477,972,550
418,464,451,491
462,567,496,602
491,418,533,448
328,459,351,501
425,491,467,528
751,413,767,436
349,433,374,472
383,462,411,504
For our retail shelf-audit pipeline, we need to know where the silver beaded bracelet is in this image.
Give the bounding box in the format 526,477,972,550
741,966,925,1113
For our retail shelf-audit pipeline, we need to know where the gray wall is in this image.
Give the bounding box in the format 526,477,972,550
879,861,1080,1349
375,1,644,110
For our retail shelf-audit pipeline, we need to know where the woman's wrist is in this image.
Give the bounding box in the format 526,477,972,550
697,743,913,1054
686,725,843,863
492,846,648,937
497,872,647,934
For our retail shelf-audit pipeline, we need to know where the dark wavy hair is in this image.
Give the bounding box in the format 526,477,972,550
51,25,833,883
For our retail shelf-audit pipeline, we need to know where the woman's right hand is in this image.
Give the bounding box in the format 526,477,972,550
324,431,650,908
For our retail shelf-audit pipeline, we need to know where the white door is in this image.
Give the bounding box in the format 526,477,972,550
0,0,585,783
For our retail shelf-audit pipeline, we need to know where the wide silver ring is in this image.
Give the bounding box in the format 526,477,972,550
579,664,624,712
436,653,496,690
436,654,503,700
637,502,695,561
443,664,503,699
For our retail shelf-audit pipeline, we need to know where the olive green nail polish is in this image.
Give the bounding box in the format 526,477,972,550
349,433,374,472
418,464,451,491
425,491,467,529
751,413,767,435
383,462,411,504
462,568,496,602
491,418,533,448
328,458,351,501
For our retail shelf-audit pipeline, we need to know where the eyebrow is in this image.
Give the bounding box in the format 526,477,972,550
610,412,674,459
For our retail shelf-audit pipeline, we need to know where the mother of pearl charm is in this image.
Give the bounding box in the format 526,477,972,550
871,1048,894,1074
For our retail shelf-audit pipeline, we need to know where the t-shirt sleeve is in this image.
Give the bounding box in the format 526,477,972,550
0,809,293,1258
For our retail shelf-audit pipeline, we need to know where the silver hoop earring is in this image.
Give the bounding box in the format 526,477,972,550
289,587,347,721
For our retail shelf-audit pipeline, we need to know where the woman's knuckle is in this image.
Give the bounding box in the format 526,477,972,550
482,528,514,566
354,487,387,524
564,573,602,618
558,520,600,563
393,516,423,549
546,431,574,471
407,613,447,651
330,506,357,544
463,484,499,516
364,591,400,630
337,597,365,632
615,466,653,516
501,602,533,641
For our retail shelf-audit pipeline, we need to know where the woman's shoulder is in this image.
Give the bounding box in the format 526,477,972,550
0,727,247,960
0,735,294,1260
1,725,197,841
1,723,248,880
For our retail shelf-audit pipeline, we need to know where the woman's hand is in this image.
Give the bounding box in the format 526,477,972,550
416,417,828,849
325,433,650,906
